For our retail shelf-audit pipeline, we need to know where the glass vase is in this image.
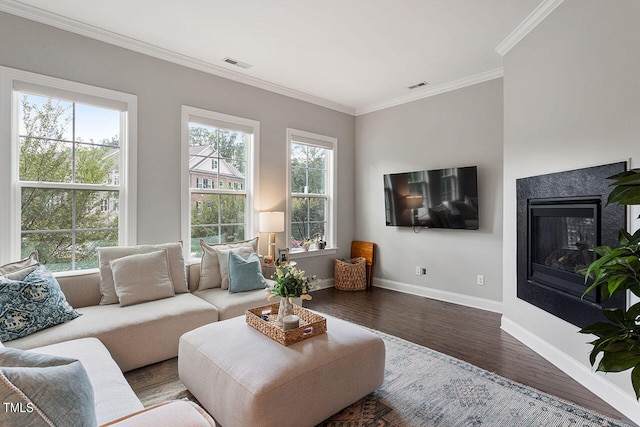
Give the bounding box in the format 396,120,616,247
276,297,295,328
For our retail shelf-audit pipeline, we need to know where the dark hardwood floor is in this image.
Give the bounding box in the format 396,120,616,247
305,286,632,423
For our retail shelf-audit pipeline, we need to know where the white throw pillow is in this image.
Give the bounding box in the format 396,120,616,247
110,250,175,307
0,250,39,280
199,238,258,291
98,242,187,305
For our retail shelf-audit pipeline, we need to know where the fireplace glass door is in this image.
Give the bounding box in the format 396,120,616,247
528,200,599,302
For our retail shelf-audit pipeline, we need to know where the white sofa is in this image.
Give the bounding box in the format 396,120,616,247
3,269,216,372
3,261,273,372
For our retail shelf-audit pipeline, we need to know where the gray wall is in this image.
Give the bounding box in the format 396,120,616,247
355,79,504,305
502,0,640,409
0,11,356,280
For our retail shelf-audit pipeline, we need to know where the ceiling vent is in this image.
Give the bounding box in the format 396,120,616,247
408,81,429,90
223,57,252,69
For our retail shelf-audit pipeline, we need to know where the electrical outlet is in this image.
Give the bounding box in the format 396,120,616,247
415,266,421,276
477,275,485,286
421,267,427,275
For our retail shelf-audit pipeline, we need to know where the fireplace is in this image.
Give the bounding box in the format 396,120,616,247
528,198,599,303
516,163,626,328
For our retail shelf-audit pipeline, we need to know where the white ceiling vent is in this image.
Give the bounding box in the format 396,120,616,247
223,57,252,69
408,81,429,90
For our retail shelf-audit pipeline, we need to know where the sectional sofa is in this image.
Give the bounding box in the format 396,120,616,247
0,240,278,425
3,244,272,372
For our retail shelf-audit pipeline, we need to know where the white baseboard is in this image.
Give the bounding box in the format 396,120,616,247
501,316,640,426
315,278,334,290
372,278,503,314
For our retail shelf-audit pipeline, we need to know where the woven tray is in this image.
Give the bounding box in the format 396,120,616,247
246,304,327,346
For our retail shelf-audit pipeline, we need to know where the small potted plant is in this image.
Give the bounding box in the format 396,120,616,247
265,264,318,327
301,238,314,251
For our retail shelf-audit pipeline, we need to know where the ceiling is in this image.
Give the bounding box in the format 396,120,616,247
1,0,548,115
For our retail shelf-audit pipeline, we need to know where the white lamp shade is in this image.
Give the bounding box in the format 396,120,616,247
259,212,285,233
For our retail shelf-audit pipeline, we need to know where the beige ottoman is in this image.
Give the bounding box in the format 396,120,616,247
178,314,385,427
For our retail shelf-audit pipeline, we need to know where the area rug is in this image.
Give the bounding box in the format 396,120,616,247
124,329,631,427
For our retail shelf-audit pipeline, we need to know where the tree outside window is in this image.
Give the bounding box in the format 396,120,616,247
188,123,248,257
287,129,335,251
17,93,122,271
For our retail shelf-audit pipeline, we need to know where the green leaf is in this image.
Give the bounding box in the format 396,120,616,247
602,308,625,325
597,351,640,372
620,187,640,206
607,185,634,205
607,169,640,182
629,303,640,321
611,170,640,186
620,228,634,246
580,322,621,336
632,365,640,401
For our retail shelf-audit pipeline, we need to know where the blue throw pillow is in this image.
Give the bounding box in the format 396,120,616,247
228,252,267,294
0,265,81,342
0,347,97,426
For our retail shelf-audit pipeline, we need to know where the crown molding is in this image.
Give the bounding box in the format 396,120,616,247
495,0,564,56
0,1,356,116
355,68,504,116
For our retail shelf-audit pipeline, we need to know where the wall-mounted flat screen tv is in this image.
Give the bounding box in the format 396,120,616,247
383,166,479,229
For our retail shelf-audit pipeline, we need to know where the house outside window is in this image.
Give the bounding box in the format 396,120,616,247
181,106,258,258
286,128,336,252
0,66,137,271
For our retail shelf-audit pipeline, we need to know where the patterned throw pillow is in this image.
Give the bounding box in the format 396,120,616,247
0,266,81,342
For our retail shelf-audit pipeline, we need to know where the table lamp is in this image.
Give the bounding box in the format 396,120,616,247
259,211,284,262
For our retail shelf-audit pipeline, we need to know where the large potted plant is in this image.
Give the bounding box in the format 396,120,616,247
581,168,640,399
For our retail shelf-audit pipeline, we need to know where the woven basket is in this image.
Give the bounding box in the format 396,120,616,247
334,257,367,291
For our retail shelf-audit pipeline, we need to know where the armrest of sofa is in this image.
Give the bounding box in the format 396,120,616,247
100,399,215,427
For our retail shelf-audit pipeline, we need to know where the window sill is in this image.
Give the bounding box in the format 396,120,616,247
289,247,338,260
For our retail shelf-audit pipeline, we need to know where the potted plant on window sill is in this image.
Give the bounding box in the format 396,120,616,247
581,168,640,400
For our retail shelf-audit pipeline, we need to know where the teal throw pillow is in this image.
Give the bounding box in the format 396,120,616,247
228,252,266,294
0,265,81,342
0,347,97,427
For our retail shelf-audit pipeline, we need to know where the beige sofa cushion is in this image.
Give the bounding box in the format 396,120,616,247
111,250,175,307
194,280,275,321
98,242,188,305
4,294,218,372
199,238,258,291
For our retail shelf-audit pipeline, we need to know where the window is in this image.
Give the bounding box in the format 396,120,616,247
0,66,137,271
196,177,204,188
287,128,336,252
181,106,258,258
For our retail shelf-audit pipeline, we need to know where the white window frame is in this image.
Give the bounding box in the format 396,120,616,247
180,106,259,259
0,66,137,266
286,128,337,257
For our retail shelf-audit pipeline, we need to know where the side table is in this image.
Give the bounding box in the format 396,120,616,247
262,261,296,279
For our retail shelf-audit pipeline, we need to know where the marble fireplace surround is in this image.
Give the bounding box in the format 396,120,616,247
516,162,627,328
